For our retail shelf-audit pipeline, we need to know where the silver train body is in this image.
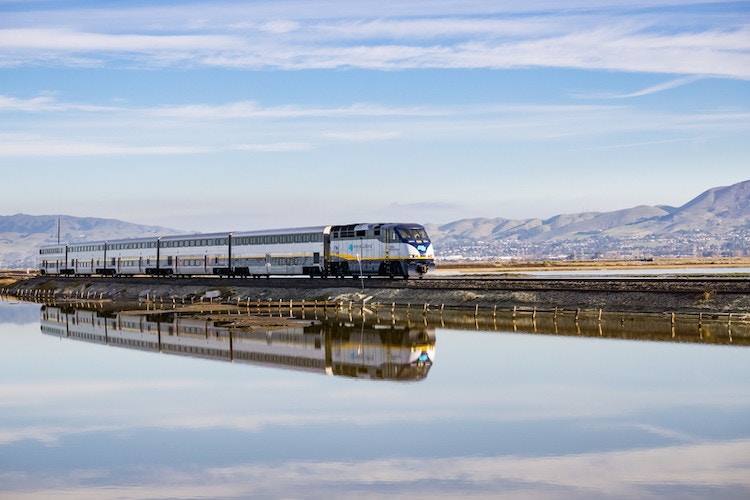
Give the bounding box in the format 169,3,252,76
39,222,435,278
40,305,436,381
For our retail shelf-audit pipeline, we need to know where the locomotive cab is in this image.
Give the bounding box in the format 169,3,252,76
391,224,435,278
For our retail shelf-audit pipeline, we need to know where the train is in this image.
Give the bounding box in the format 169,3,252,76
38,222,435,279
40,305,436,381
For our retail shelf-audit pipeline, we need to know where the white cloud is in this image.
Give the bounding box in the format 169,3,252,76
233,142,312,152
1,3,748,78
1,97,748,158
4,439,750,498
319,130,401,141
0,28,239,51
0,137,209,156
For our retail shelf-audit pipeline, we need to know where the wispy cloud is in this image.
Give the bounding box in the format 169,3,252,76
615,76,704,98
1,95,748,158
1,2,748,78
0,94,119,112
0,29,239,51
4,439,750,498
0,136,209,156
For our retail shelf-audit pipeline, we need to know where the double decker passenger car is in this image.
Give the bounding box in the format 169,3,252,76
38,222,435,279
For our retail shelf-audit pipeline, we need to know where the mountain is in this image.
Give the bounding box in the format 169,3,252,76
0,214,180,268
427,180,750,260
2,180,749,267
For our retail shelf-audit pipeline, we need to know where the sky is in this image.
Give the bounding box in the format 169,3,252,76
1,0,749,232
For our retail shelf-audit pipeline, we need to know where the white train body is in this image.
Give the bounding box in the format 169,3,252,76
38,222,435,278
40,306,436,381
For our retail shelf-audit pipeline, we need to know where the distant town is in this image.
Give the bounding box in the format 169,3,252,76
2,180,749,268
437,229,750,262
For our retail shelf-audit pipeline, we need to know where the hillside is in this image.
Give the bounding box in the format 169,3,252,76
427,180,750,260
0,214,179,268
2,180,749,267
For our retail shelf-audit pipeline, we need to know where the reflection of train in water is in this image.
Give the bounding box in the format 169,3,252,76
39,305,435,382
38,222,435,279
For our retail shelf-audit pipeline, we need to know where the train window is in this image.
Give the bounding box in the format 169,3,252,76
357,230,366,237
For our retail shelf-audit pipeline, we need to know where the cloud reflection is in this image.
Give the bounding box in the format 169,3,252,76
3,439,749,499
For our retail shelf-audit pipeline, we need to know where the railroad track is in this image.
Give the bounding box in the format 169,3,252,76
38,275,750,294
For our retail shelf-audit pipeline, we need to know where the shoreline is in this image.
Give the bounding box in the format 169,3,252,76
4,273,750,316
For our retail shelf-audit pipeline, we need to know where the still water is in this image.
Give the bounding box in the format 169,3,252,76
1,298,750,499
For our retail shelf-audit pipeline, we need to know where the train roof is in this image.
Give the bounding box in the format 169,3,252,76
159,231,232,241
37,223,428,248
232,225,329,237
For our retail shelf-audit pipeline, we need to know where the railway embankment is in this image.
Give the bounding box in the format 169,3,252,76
3,274,750,315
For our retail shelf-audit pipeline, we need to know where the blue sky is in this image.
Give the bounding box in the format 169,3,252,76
1,0,749,232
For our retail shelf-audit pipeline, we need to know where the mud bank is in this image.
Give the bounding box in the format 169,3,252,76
4,276,750,315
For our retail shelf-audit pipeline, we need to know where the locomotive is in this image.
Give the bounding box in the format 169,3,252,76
38,222,435,279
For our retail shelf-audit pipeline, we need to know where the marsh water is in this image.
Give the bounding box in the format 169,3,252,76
1,298,750,499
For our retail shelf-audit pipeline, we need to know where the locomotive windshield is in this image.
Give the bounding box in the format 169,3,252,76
396,227,429,241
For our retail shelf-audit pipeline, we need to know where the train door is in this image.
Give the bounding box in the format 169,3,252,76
384,226,390,260
323,227,331,276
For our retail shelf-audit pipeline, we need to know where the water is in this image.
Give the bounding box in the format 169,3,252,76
2,299,750,499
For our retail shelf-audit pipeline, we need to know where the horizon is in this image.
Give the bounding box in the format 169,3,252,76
3,177,749,233
1,1,749,232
